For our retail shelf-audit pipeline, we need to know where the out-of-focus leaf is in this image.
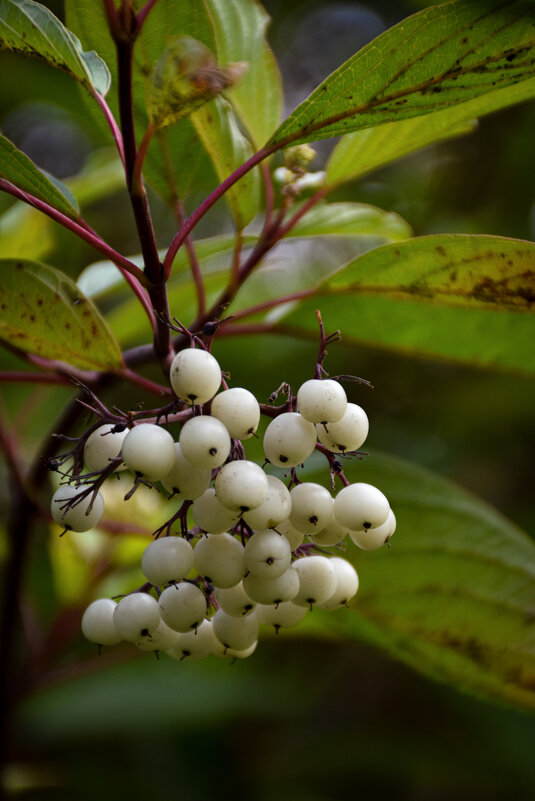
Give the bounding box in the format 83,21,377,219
148,35,247,129
0,203,53,260
286,202,412,242
192,98,260,229
0,135,79,218
205,0,282,147
327,76,535,185
300,451,535,712
269,0,535,148
0,0,110,96
278,235,535,373
67,150,125,206
0,259,123,370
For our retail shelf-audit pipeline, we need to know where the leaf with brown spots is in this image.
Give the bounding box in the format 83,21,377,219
300,452,535,712
278,235,535,374
269,0,535,148
0,259,123,370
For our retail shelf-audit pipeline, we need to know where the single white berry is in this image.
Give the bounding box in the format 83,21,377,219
161,443,212,499
214,582,257,617
81,598,122,645
169,348,221,405
214,640,258,660
50,484,104,532
158,582,207,632
244,531,292,579
212,608,259,651
141,536,194,586
179,416,231,469
166,619,218,661
193,533,245,588
316,403,369,453
297,379,347,424
292,556,337,608
192,488,239,534
308,517,349,546
256,601,308,632
211,387,260,439
243,475,292,530
289,482,334,533
121,423,176,481
242,566,299,605
316,558,359,610
334,482,390,532
350,509,396,550
215,460,268,512
263,412,317,468
84,423,128,473
113,593,161,641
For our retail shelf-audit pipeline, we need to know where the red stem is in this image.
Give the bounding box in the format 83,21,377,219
173,198,206,317
0,179,147,284
93,91,126,167
163,143,278,277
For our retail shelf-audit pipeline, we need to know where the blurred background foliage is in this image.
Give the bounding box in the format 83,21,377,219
1,0,535,799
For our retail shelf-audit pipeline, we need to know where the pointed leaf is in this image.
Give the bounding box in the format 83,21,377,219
0,259,123,370
0,135,79,218
269,0,535,148
0,0,110,96
301,451,535,712
327,75,535,185
278,235,535,373
205,0,282,147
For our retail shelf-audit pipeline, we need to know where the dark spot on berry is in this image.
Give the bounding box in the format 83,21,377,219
140,628,149,637
209,447,217,456
240,505,249,512
188,394,197,401
242,604,253,614
279,455,288,463
363,521,372,529
266,556,274,565
309,515,318,525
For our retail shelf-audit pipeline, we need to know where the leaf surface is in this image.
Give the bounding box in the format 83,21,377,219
0,259,123,370
286,202,412,242
327,75,535,185
0,135,79,218
300,451,535,712
269,0,535,147
278,235,535,373
0,0,110,95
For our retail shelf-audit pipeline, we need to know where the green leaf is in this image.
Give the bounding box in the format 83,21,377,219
326,234,535,311
327,76,535,185
301,451,535,712
269,0,535,148
0,203,54,260
191,97,260,229
0,0,110,96
0,259,123,370
0,135,79,218
286,202,412,242
205,0,282,147
277,235,535,374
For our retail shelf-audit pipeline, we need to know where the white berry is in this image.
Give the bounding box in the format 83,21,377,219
297,379,347,423
212,608,259,651
179,416,231,469
243,475,292,530
158,582,207,632
350,509,396,550
169,348,221,405
211,387,260,439
141,536,194,586
316,558,359,610
289,482,334,533
50,484,104,532
113,593,161,641
316,403,369,453
193,533,245,588
121,423,176,481
192,488,239,534
81,599,122,645
263,412,317,468
334,482,390,532
84,423,128,473
244,530,292,579
292,556,337,608
161,443,212,499
215,460,268,512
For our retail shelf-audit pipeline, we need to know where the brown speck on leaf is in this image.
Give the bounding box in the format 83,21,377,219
29,315,35,322
461,36,469,44
37,298,43,306
393,248,401,257
449,271,458,282
436,246,447,257
65,322,71,330
91,324,98,337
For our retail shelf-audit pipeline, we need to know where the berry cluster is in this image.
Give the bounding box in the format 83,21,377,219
50,317,395,662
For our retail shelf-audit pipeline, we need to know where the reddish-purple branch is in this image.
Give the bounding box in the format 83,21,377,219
163,143,278,277
93,92,126,167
